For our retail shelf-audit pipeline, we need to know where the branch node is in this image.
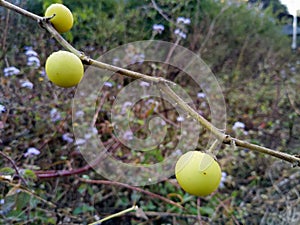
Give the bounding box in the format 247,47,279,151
223,135,231,144
80,53,91,65
292,156,300,167
38,15,55,30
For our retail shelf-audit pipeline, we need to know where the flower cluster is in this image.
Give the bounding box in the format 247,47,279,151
232,121,245,130
174,28,187,39
20,80,34,89
50,108,62,122
152,24,165,34
3,66,20,77
219,172,227,188
104,81,113,88
176,116,185,122
124,45,145,65
2,46,43,90
174,16,191,39
25,47,40,68
197,92,206,98
232,121,248,135
176,16,191,25
123,130,134,141
24,147,40,158
139,81,150,87
73,127,98,146
0,104,6,114
62,133,74,143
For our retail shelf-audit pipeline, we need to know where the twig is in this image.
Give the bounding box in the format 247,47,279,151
150,0,189,32
286,87,300,115
35,141,121,179
207,139,220,153
0,178,56,208
164,37,181,64
199,5,229,55
0,0,40,21
0,5,10,59
197,197,202,225
35,164,92,179
228,137,300,166
0,1,173,85
214,196,240,225
0,151,28,186
88,58,170,84
131,210,203,219
158,82,226,141
151,0,175,26
79,178,184,209
88,205,138,225
1,0,300,166
91,91,109,127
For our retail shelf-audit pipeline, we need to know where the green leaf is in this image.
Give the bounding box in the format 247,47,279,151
199,206,214,216
23,169,37,180
47,217,57,224
136,119,145,126
77,183,87,195
72,204,95,215
16,192,30,211
0,167,15,175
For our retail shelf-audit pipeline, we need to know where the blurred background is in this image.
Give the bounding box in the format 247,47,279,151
0,0,300,224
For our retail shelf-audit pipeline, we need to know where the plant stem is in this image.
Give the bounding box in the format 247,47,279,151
0,151,28,186
0,179,56,208
79,178,184,209
0,0,40,21
158,82,227,141
88,205,138,225
88,58,169,83
228,137,300,166
1,0,300,166
207,139,220,153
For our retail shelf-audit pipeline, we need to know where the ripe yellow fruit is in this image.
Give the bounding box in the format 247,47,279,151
175,151,221,196
45,51,84,88
45,3,73,33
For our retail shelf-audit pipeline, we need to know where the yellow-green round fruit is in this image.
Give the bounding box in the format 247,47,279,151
45,3,73,33
45,51,84,88
175,151,221,196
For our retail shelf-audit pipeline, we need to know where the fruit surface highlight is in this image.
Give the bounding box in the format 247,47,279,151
45,51,84,88
175,151,221,196
45,3,73,33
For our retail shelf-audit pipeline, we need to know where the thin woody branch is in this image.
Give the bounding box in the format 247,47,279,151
1,0,299,167
0,0,40,21
79,178,184,209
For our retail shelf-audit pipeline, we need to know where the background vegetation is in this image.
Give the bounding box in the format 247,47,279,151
0,0,299,224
